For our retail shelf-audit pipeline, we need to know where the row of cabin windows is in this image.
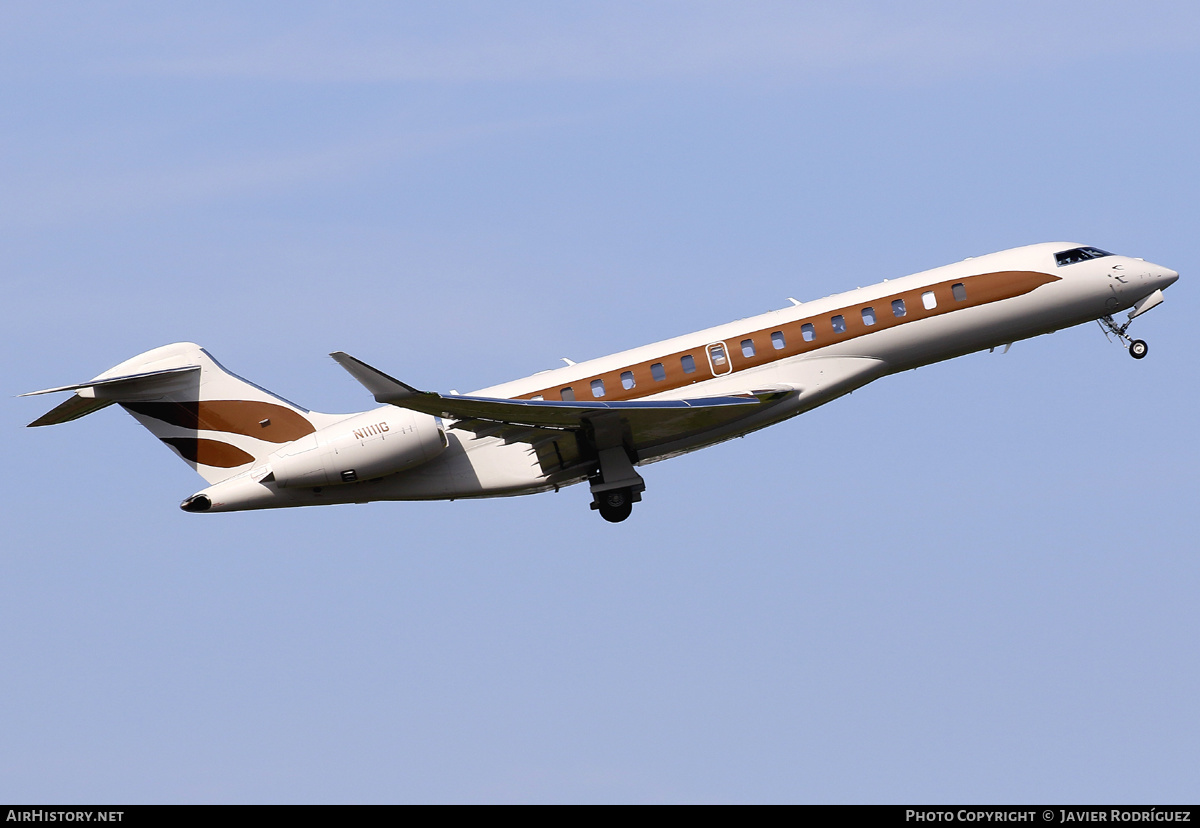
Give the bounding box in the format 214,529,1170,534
554,348,714,400
799,282,968,343
546,283,968,400
556,342,778,399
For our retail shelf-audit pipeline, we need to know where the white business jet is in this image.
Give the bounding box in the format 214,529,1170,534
23,242,1178,522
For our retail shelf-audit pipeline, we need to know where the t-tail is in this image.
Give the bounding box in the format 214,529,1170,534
22,342,342,485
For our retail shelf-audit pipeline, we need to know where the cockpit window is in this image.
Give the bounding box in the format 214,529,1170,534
1055,247,1113,267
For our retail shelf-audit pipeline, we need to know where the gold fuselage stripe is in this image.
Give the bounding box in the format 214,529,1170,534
520,270,1060,403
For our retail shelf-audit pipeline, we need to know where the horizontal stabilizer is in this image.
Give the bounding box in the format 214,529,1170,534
23,365,202,428
21,365,201,398
27,395,116,427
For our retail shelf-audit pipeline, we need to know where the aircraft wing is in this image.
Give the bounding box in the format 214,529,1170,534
330,351,791,473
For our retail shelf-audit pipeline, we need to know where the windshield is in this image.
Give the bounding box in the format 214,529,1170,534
1055,246,1113,267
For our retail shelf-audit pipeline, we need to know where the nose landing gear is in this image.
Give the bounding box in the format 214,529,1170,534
1098,315,1151,360
1099,288,1168,360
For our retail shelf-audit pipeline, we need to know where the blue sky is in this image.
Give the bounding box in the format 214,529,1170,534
2,1,1198,803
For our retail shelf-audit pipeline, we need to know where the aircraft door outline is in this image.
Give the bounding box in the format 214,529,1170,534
706,341,732,376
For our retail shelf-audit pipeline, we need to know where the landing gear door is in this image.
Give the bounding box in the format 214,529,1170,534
707,342,732,376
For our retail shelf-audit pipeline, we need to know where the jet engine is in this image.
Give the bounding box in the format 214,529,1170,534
269,408,447,488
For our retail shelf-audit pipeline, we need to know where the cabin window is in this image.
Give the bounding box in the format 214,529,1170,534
681,354,696,374
922,291,937,310
952,282,967,302
892,298,906,317
591,379,605,398
861,307,876,326
831,315,846,333
560,387,575,401
801,323,815,342
621,371,635,390
741,338,755,358
771,330,786,349
651,362,666,382
531,394,543,401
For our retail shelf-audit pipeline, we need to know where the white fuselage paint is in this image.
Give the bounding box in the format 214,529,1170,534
195,243,1178,512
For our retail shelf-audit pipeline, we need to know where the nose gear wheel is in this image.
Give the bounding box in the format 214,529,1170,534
1098,315,1151,360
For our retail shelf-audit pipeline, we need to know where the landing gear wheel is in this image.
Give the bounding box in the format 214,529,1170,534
597,488,633,523
1129,339,1148,359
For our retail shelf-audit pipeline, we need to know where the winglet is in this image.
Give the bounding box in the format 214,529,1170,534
329,352,426,404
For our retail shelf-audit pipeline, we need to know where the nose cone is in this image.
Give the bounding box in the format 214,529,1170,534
1160,267,1180,289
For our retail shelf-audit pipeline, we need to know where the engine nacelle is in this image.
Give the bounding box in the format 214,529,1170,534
269,408,447,488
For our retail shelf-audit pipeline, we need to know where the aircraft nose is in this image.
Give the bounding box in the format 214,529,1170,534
1160,267,1180,289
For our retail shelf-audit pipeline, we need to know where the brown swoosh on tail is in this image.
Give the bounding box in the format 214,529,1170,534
125,400,315,442
159,437,256,468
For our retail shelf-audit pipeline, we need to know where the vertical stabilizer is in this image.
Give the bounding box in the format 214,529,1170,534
24,343,338,484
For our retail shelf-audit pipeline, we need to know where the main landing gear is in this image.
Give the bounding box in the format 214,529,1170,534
1098,315,1149,360
595,487,635,523
585,413,645,523
588,446,644,523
